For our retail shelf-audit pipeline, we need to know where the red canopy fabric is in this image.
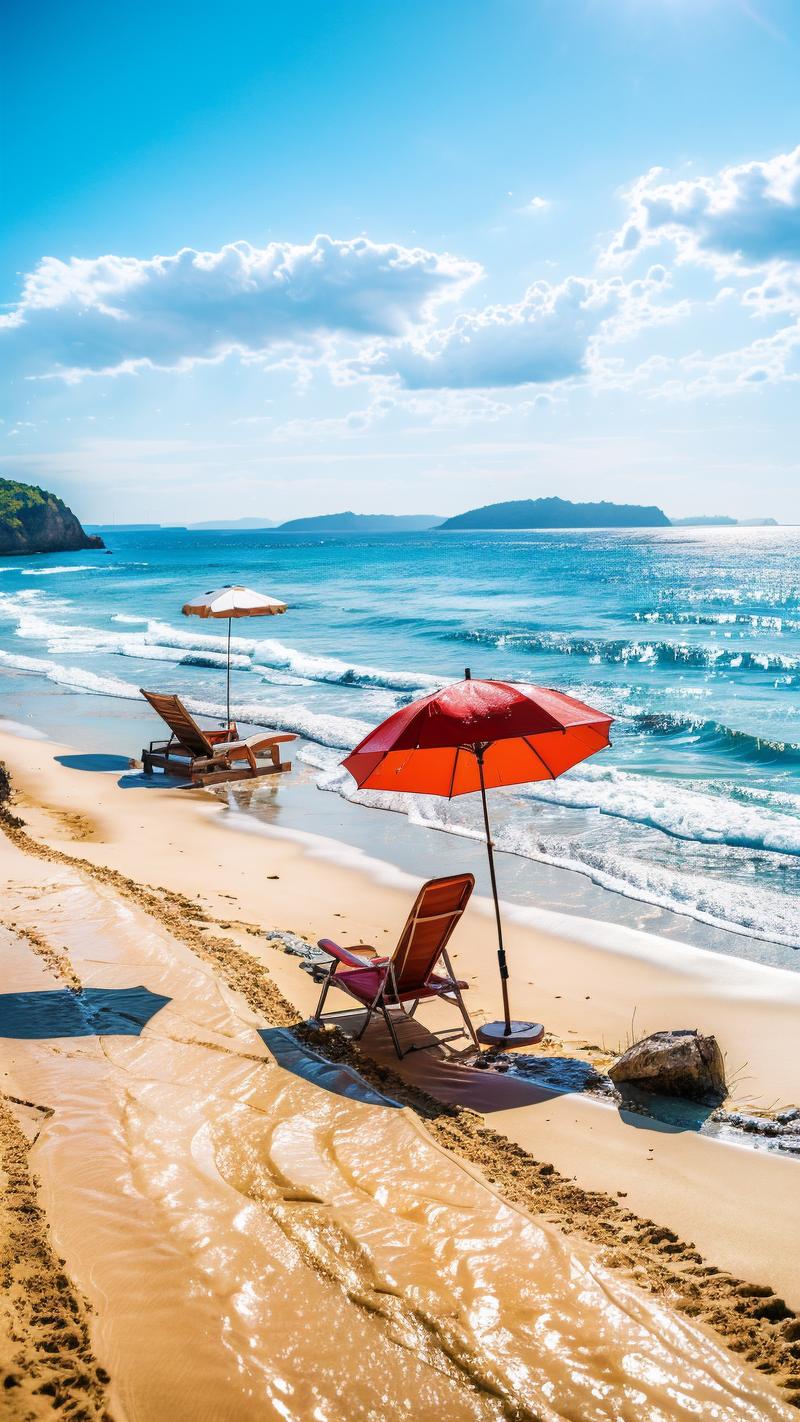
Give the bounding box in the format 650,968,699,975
342,677,613,797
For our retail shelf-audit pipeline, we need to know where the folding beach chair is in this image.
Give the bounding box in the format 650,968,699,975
313,873,478,1057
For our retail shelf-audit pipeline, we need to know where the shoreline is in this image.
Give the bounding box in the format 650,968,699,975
1,725,799,1415
2,670,797,970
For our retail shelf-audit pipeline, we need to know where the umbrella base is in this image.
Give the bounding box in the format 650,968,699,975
477,1020,545,1049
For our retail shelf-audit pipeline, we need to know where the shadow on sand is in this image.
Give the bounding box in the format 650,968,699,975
260,1026,402,1108
615,1084,718,1135
317,1009,718,1136
53,753,192,790
0,986,171,1039
318,1008,580,1113
55,753,133,773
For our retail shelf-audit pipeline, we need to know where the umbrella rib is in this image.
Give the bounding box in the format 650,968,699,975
521,735,557,780
447,746,460,800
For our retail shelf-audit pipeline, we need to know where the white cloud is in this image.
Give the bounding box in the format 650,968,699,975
365,276,619,389
1,234,481,380
742,268,800,317
361,269,682,390
595,322,800,401
605,146,800,271
519,195,552,214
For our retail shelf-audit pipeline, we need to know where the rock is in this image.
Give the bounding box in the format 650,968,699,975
609,1029,726,1104
0,478,104,557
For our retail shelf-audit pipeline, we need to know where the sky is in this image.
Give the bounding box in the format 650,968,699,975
2,0,800,524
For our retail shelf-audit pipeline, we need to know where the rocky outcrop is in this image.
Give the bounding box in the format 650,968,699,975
0,479,104,556
609,1029,726,1104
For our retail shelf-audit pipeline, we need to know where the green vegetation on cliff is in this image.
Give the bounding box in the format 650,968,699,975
0,479,105,556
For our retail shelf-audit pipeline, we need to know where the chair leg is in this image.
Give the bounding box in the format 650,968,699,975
314,972,333,1021
353,1005,375,1041
380,1002,404,1058
452,986,479,1048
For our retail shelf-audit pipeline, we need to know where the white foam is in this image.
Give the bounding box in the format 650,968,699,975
0,649,140,700
516,765,800,856
0,601,441,700
193,699,371,750
493,826,800,949
252,638,443,694
21,564,108,576
143,621,443,694
0,628,371,750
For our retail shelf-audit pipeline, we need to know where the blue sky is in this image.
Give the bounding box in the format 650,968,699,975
3,0,800,522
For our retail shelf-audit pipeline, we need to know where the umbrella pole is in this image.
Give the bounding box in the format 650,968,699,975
475,747,512,1035
473,740,543,1050
226,620,231,729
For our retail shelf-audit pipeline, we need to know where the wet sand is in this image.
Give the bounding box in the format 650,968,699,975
1,728,799,1418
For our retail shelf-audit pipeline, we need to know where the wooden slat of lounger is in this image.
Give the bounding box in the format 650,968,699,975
140,690,213,755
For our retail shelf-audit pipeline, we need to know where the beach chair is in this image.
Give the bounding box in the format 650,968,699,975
139,689,295,786
313,873,478,1058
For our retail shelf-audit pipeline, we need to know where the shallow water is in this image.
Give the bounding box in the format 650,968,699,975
1,524,799,954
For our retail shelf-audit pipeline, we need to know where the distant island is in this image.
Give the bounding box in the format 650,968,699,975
85,523,187,533
440,497,670,530
672,516,778,528
188,516,277,530
671,516,738,527
0,479,105,556
278,511,444,532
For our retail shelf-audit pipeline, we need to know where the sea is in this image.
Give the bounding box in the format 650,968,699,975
1,524,799,969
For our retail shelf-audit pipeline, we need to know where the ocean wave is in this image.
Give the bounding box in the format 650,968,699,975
631,711,800,765
450,627,800,671
494,830,800,949
677,586,800,607
634,610,800,632
0,589,70,613
304,751,800,947
0,598,443,698
21,564,109,576
194,700,371,750
91,619,445,693
516,765,800,856
0,649,141,701
0,645,369,750
301,746,800,856
252,639,444,694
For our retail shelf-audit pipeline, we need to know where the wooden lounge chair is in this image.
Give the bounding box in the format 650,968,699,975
313,873,478,1058
139,689,295,786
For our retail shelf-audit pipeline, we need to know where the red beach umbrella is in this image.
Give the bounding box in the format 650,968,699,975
342,670,613,1048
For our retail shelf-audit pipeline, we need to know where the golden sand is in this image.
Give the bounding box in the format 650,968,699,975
0,731,799,1418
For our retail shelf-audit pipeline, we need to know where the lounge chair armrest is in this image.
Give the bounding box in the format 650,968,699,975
213,735,277,754
317,939,384,969
244,732,296,747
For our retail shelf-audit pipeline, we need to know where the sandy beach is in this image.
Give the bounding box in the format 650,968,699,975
0,724,798,1419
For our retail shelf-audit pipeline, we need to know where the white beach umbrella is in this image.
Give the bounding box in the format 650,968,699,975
182,584,287,727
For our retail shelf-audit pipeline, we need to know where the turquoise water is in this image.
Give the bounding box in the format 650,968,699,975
1,525,799,955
